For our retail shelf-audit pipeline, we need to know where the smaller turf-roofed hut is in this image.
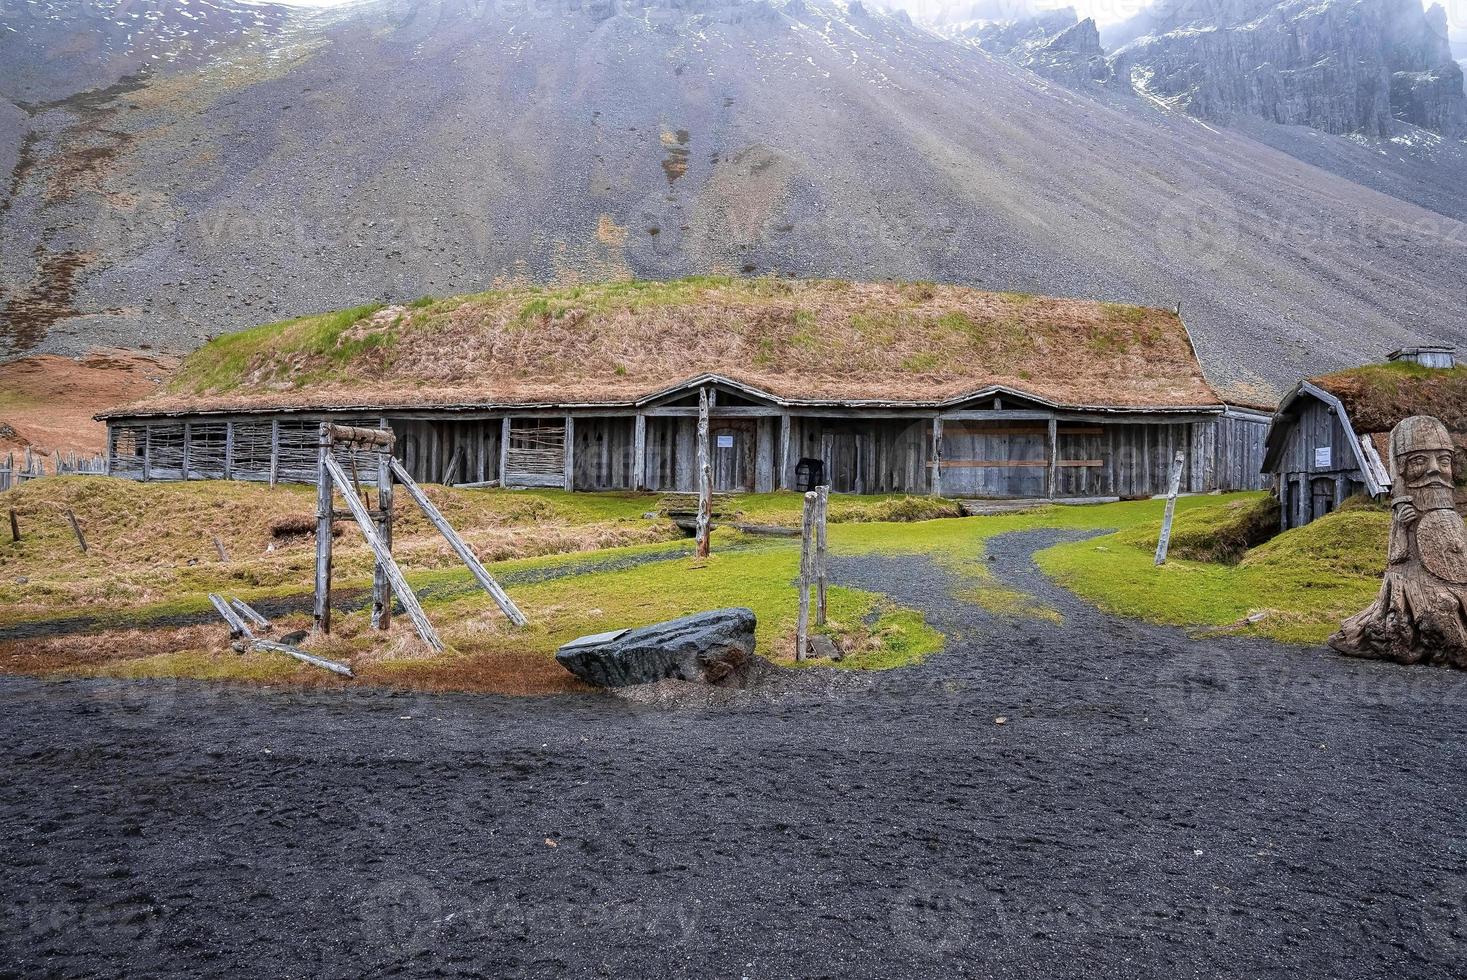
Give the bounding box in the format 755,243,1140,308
1262,346,1467,530
99,279,1271,499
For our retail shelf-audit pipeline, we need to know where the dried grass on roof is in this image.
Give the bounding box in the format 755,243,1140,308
126,278,1222,415
1312,363,1467,434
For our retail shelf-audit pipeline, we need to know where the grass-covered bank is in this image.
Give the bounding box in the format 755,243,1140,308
1037,497,1389,645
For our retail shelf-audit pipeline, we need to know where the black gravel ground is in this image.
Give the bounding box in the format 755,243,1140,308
3,529,1466,978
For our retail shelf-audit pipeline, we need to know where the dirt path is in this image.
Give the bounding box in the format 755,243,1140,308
2,530,1465,978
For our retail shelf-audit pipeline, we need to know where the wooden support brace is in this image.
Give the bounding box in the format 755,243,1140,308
389,457,527,627
314,424,334,634
230,597,271,629
325,455,443,651
696,389,712,558
633,414,647,491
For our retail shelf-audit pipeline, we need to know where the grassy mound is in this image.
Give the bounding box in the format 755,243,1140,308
1107,494,1280,564
1037,503,1390,644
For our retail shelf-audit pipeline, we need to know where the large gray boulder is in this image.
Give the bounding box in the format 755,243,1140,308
556,608,758,688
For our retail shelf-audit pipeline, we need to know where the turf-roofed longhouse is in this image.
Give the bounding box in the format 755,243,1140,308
99,279,1271,498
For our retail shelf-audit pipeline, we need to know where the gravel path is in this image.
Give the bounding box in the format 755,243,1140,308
2,529,1465,978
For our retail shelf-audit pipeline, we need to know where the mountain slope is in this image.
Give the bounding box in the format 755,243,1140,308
2,0,1466,404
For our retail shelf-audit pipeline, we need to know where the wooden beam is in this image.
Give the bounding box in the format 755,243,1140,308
325,454,443,651
642,406,782,418
251,639,353,677
563,414,575,491
181,422,192,480
389,457,527,627
314,424,334,634
796,491,816,661
815,485,828,627
778,414,792,490
633,414,647,491
142,425,151,482
1048,416,1058,499
268,419,280,487
208,593,253,640
373,450,394,630
696,389,712,558
224,421,235,480
930,417,943,497
499,416,511,486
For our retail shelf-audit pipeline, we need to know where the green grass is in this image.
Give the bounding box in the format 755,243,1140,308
1036,505,1388,645
173,302,386,393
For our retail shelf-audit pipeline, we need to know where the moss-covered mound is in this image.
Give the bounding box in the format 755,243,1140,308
1109,494,1280,564
1311,361,1467,433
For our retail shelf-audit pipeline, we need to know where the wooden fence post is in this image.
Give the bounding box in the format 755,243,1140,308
796,491,816,661
212,535,229,562
373,450,394,630
695,388,712,558
314,423,334,634
633,414,647,491
815,485,829,626
268,419,281,487
1154,449,1186,566
9,509,19,543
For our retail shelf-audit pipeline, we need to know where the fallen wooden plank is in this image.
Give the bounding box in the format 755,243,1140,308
208,593,253,640
64,509,88,553
251,639,354,677
230,597,271,629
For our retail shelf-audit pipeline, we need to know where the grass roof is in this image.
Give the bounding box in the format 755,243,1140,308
1311,362,1467,434
118,277,1223,416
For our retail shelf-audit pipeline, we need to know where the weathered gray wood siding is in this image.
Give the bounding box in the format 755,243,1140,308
785,418,931,493
1268,398,1368,529
105,407,1269,498
572,418,635,491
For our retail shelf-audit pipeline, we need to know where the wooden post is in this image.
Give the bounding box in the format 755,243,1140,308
778,414,792,490
224,421,235,480
323,455,443,651
250,639,354,677
181,422,192,480
9,509,19,543
1047,417,1059,499
142,425,152,482
314,423,334,634
268,419,280,487
64,509,87,553
208,593,252,640
1154,449,1186,566
931,416,944,497
796,491,816,661
212,535,229,562
373,450,394,630
389,457,527,626
695,389,712,558
499,416,511,486
633,414,647,491
230,597,271,630
815,485,829,627
563,415,576,492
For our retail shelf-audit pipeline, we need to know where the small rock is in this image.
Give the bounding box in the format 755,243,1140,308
806,634,842,660
14,576,27,584
994,716,1008,725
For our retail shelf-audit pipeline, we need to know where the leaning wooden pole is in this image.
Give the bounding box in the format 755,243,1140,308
372,450,394,630
796,490,817,662
1154,449,1187,566
695,387,712,558
815,485,829,626
388,457,527,627
323,455,443,652
313,423,334,635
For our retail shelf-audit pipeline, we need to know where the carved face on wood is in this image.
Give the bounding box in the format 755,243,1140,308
1392,416,1458,513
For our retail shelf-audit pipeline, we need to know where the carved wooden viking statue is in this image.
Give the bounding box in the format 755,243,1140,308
1330,415,1467,666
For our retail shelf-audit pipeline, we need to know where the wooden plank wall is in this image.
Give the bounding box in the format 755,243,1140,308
786,418,930,493
573,418,635,491
394,419,500,485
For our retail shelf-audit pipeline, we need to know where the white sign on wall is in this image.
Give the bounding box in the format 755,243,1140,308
1315,447,1332,468
716,435,735,449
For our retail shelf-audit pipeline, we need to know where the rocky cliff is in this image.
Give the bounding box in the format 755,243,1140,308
1110,0,1467,138
951,8,1111,86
